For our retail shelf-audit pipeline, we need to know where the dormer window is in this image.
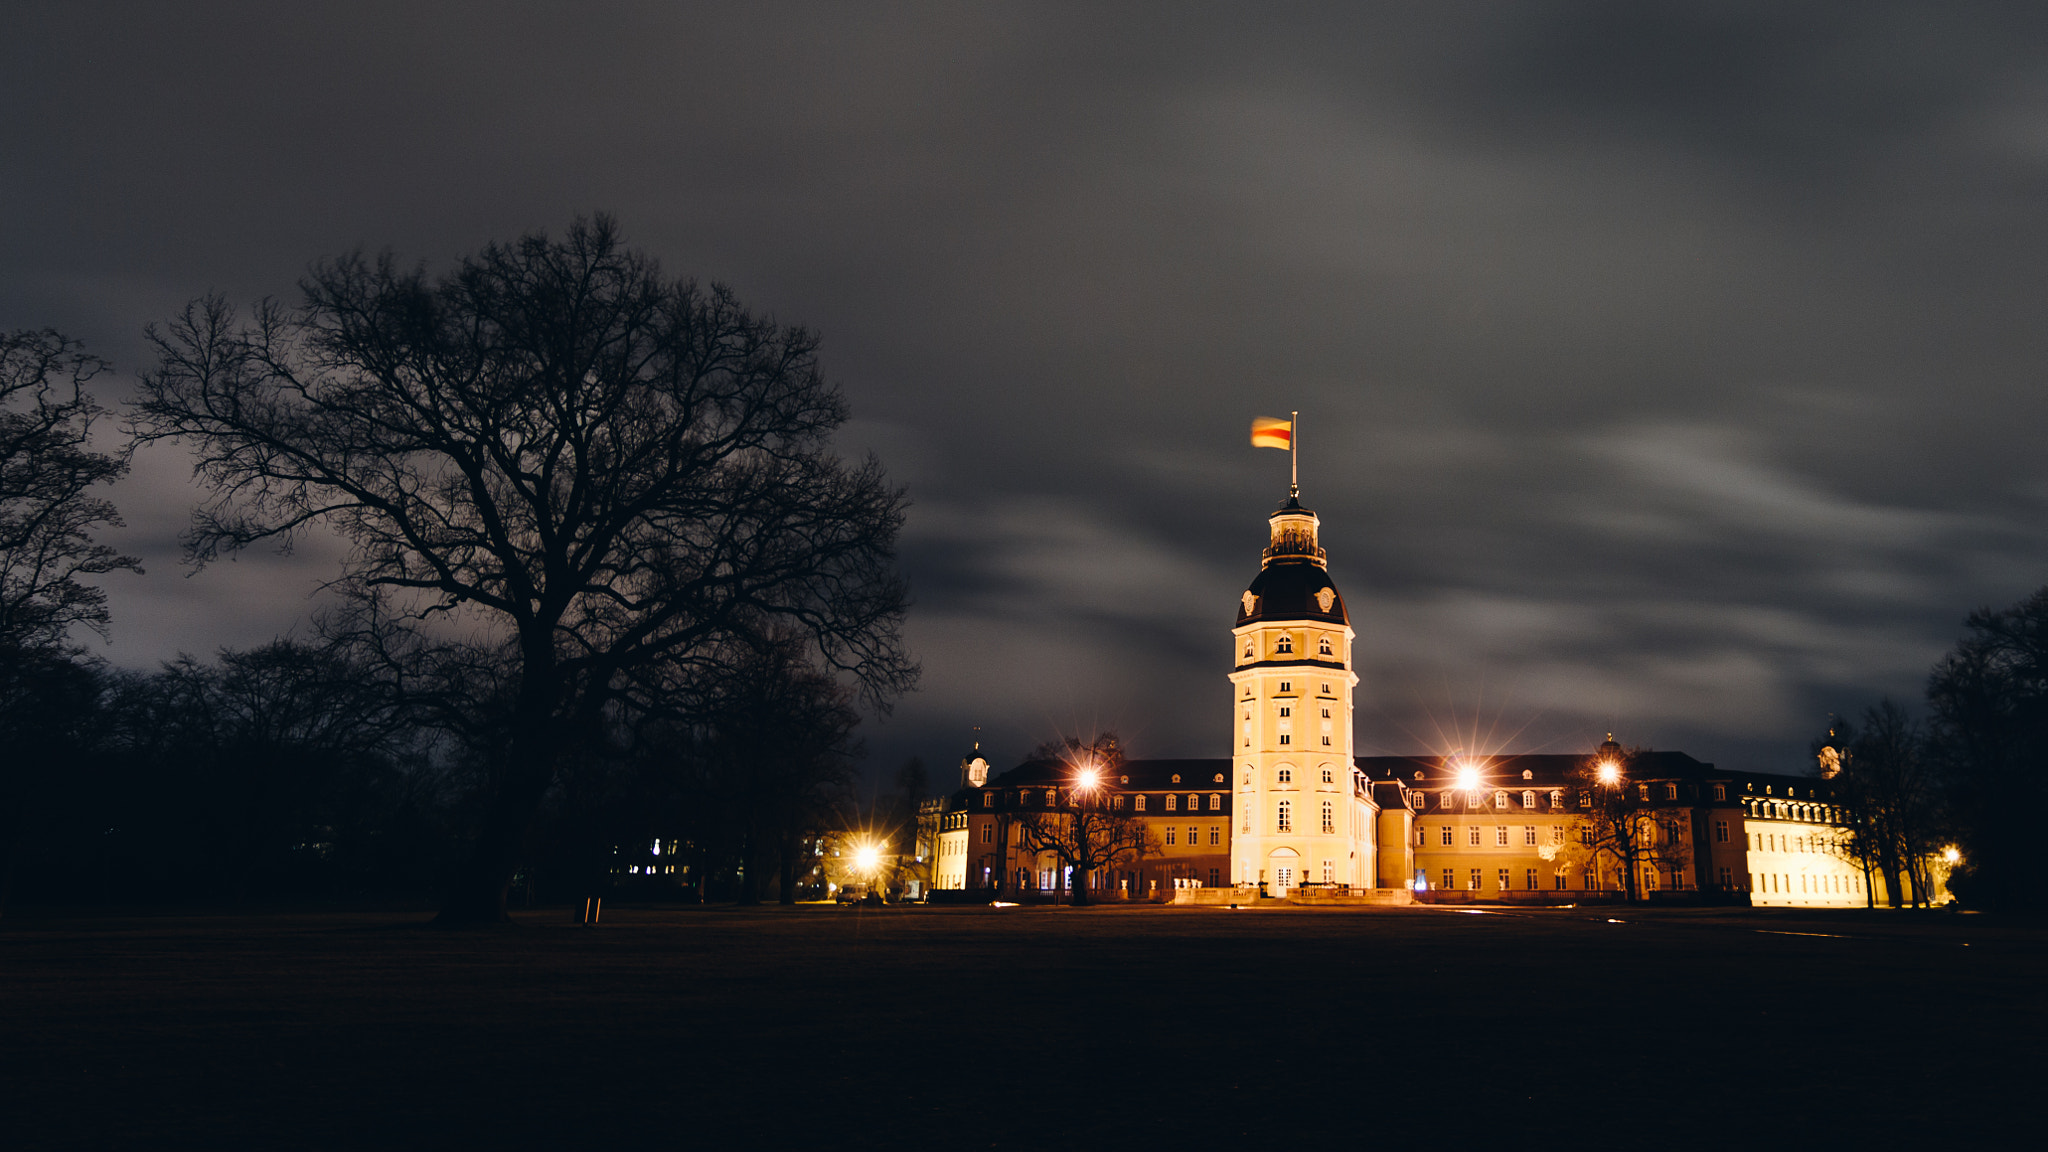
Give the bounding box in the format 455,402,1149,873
1318,636,1333,656
1522,790,1536,808
1276,635,1294,654
1522,769,1533,780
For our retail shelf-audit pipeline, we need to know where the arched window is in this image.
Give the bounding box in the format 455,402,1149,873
1277,767,1292,784
1165,794,1178,811
1318,636,1333,656
1322,767,1334,783
1276,800,1292,832
1276,635,1294,654
1242,640,1254,659
1522,790,1536,808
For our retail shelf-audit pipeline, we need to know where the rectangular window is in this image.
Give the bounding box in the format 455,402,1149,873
1165,828,1177,845
1441,826,1453,846
1165,794,1178,811
1495,826,1509,846
1208,868,1219,887
1278,705,1291,717
1278,681,1290,692
1553,870,1567,890
1321,707,1331,718
1665,783,1679,800
1321,801,1334,834
1210,794,1222,811
980,825,992,843
1442,868,1456,890
1497,869,1511,890
1583,869,1595,890
1550,826,1564,844
1523,826,1537,846
1210,827,1220,846
1276,800,1292,833
1719,866,1731,889
1713,784,1727,800
1470,868,1483,890
1525,868,1537,890
1279,734,1290,745
1322,736,1331,746
1468,827,1482,846
1135,796,1146,811
1715,820,1728,843
1188,826,1199,847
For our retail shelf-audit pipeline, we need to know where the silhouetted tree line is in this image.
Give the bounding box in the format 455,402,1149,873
0,217,917,920
1820,586,2048,910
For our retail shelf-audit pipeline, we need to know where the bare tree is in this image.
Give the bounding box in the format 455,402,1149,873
132,217,916,924
0,330,139,654
1821,702,1944,908
1013,733,1155,905
1565,744,1691,902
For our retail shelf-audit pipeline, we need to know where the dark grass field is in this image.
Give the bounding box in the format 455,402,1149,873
3,902,2041,1150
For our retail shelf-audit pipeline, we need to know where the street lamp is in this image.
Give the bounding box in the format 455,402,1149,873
1596,760,1621,785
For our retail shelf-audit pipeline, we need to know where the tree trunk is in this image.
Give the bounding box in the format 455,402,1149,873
435,700,559,926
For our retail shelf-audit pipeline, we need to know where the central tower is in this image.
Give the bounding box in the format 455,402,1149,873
1227,495,1365,894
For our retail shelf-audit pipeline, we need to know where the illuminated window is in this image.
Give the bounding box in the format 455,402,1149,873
1551,826,1564,844
983,792,994,808
1442,868,1456,890
1243,641,1254,659
1470,868,1483,890
1495,827,1508,846
1468,827,1481,846
1523,827,1537,846
1135,795,1146,812
1522,790,1536,809
1496,869,1510,890
1494,791,1508,808
1665,783,1679,800
1321,801,1334,833
1165,795,1178,811
1188,795,1199,809
1417,827,1428,846
1277,801,1292,832
1524,868,1537,890
1638,784,1650,800
1583,869,1596,890
1579,793,1591,808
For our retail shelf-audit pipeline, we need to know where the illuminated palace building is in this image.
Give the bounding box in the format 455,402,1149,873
932,491,1923,907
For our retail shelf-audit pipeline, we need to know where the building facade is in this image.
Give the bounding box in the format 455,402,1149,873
931,488,1938,908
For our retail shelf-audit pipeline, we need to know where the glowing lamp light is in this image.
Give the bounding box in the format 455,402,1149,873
1075,767,1101,791
1596,761,1621,785
1944,847,1961,865
1454,763,1481,792
853,844,881,873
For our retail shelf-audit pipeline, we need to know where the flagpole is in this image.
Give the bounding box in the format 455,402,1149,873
1290,409,1299,498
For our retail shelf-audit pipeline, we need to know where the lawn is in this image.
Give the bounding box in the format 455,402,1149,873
3,902,2039,1149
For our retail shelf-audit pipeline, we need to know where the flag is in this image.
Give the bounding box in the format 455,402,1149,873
1250,416,1292,450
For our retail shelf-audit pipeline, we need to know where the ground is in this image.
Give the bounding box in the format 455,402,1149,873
1,902,2040,1149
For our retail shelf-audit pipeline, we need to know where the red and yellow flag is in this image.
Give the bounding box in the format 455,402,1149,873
1250,416,1292,450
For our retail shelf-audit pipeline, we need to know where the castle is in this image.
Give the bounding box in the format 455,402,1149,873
930,490,1930,907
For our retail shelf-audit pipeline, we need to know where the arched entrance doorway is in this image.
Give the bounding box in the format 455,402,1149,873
1269,846,1300,896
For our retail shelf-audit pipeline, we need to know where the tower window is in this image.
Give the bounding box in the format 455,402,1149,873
1278,681,1291,693
1321,767,1333,783
1321,736,1331,746
1276,768,1292,784
1321,801,1334,833
1279,734,1290,745
1278,704,1291,717
1276,801,1292,833
1243,641,1254,659
1318,637,1333,656
1321,707,1330,718
1275,635,1294,654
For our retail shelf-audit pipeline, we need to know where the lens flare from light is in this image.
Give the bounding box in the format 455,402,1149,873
853,844,880,872
1596,761,1620,785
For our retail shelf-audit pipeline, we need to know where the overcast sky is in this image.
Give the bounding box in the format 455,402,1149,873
8,2,2048,780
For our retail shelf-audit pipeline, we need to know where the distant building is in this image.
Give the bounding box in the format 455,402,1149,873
932,489,1945,907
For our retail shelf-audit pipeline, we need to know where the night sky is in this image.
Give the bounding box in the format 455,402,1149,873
8,3,2048,780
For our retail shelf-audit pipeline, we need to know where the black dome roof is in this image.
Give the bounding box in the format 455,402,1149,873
1238,560,1347,626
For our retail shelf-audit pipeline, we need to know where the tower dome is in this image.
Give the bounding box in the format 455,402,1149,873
1235,496,1348,628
